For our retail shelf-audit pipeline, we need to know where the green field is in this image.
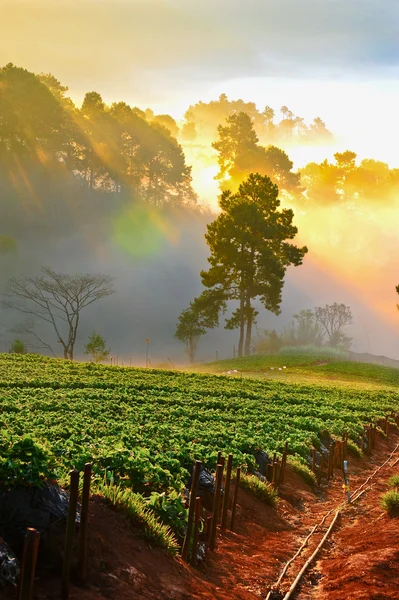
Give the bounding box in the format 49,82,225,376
1,353,398,499
197,353,399,389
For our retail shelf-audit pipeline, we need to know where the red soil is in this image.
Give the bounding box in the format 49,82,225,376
1,431,398,600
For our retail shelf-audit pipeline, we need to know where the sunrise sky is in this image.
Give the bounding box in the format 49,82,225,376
2,0,399,355
2,0,399,165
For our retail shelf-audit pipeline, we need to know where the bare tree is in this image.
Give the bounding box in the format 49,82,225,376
4,268,115,360
313,303,353,348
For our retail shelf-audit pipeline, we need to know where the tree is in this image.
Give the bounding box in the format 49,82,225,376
212,112,301,195
313,303,353,348
174,292,221,363
4,268,114,360
84,331,110,363
396,285,399,311
9,339,28,354
201,173,307,357
254,329,282,354
283,309,324,347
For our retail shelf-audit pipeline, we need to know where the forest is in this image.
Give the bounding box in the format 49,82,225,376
1,63,398,361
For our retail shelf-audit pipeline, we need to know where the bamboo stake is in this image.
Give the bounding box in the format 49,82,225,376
18,528,40,600
61,469,79,600
221,454,233,530
78,463,92,583
190,497,201,567
209,464,223,550
181,460,202,562
229,467,241,531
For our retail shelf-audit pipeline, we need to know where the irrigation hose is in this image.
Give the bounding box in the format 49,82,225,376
282,510,340,600
267,440,399,598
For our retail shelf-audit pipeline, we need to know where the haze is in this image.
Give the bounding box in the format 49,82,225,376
1,0,398,360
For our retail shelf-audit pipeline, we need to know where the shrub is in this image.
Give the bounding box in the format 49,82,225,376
9,339,28,354
240,472,278,507
84,331,110,363
279,345,348,360
380,489,399,516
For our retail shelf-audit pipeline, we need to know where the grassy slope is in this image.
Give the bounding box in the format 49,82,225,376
195,354,399,390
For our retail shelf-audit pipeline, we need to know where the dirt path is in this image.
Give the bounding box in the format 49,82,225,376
274,431,399,600
2,432,398,600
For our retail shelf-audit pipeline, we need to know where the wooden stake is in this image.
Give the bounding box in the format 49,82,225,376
217,458,225,523
78,463,92,583
230,467,241,531
206,515,213,546
62,469,79,600
279,442,288,486
221,454,233,530
18,528,40,600
209,464,223,550
181,460,202,562
317,453,325,485
190,497,201,567
274,462,281,489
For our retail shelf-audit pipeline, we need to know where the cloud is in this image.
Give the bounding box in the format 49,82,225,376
1,0,398,104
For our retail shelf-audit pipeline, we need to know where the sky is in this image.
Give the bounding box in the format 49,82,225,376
1,0,399,357
2,0,399,166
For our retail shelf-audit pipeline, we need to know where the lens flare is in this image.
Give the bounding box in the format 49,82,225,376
112,204,179,258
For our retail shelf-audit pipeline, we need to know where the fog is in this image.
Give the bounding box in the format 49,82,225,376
2,195,398,365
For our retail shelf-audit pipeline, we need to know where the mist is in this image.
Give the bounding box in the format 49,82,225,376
0,65,398,363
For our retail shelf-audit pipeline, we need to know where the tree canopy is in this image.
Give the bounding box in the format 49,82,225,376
212,112,301,195
200,173,307,356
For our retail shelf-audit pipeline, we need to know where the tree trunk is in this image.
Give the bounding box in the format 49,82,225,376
188,338,194,364
238,292,245,357
244,296,253,356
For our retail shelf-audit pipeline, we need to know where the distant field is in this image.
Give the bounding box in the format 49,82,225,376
0,353,398,499
197,354,399,389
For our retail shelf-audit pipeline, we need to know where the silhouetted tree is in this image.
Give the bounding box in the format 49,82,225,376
201,173,307,356
4,268,114,360
313,303,353,349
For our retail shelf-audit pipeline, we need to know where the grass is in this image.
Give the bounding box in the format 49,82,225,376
346,439,363,458
96,478,179,554
287,456,316,487
388,475,399,489
239,472,278,507
196,353,399,390
380,489,399,516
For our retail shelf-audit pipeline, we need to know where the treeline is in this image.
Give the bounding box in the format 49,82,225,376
2,62,399,243
0,63,201,241
181,93,333,145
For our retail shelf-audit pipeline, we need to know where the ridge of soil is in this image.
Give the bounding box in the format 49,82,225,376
1,431,398,600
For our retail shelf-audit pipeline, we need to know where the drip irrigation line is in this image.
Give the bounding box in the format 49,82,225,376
267,439,399,598
281,510,340,600
348,441,399,502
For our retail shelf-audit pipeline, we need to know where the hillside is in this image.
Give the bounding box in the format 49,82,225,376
1,353,399,599
197,353,399,389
